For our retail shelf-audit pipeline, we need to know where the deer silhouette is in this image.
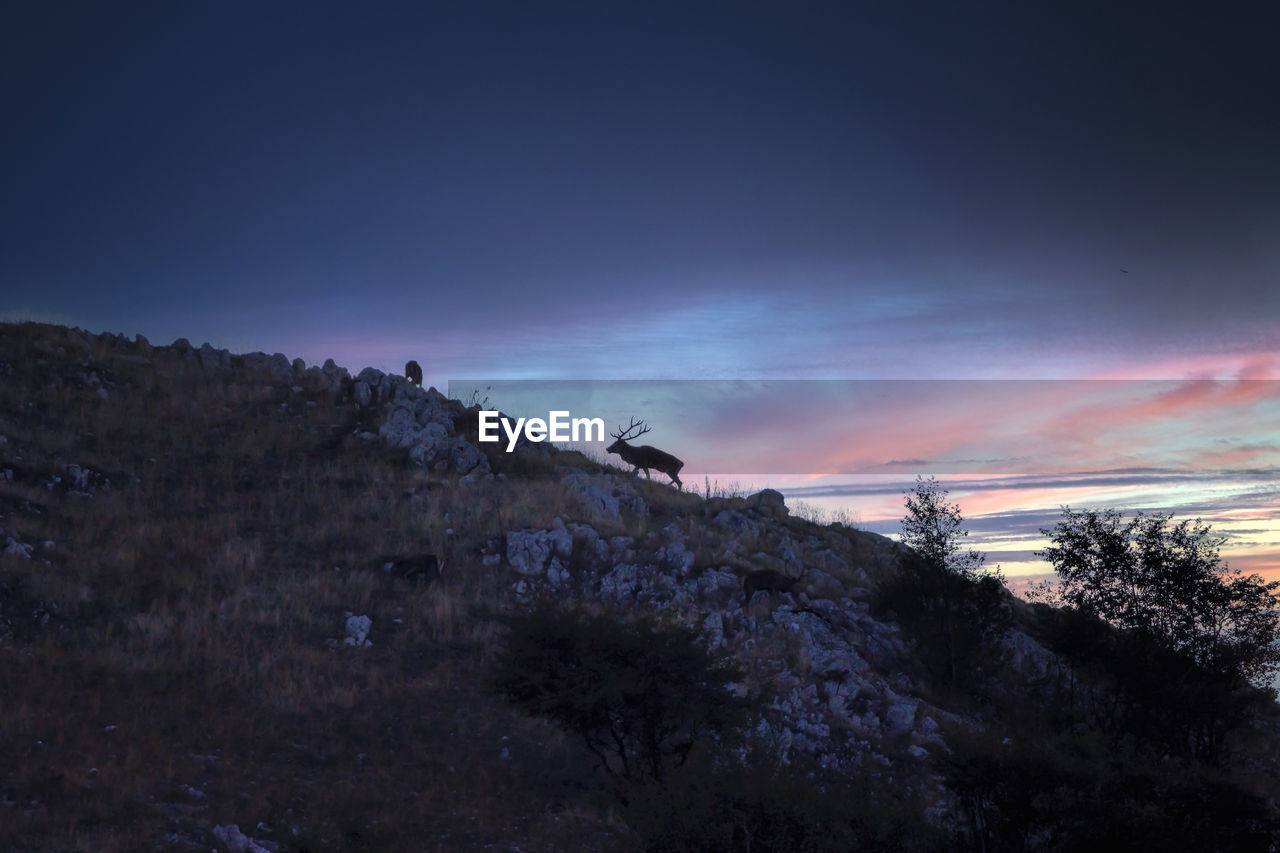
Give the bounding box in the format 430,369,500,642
405,360,422,386
606,417,684,489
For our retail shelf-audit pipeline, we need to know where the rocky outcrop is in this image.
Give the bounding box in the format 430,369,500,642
372,375,490,475
496,490,989,776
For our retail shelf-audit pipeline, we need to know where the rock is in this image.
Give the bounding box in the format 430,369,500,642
748,488,788,515
266,353,294,384
64,464,91,491
356,367,385,403
663,539,695,575
712,509,760,538
600,563,643,604
546,559,572,589
696,568,740,600
507,529,555,576
803,568,845,600
343,613,372,647
1002,629,1060,683
568,523,609,566
561,470,621,519
320,358,349,394
884,699,917,735
4,535,33,559
381,407,445,449
446,441,488,474
198,343,232,374
212,823,275,853
702,611,725,648
547,518,573,559
66,329,93,353
378,393,488,475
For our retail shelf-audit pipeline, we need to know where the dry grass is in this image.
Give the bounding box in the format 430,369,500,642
0,323,627,851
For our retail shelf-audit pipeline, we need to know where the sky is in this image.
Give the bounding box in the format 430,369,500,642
2,2,1277,579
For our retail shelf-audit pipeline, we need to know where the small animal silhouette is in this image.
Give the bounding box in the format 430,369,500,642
379,553,442,585
606,417,684,489
742,568,803,607
405,360,423,386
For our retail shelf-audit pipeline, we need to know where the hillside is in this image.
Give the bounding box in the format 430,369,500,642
1,321,1278,852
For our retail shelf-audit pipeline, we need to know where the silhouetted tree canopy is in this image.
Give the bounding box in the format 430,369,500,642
1039,507,1280,690
901,476,989,576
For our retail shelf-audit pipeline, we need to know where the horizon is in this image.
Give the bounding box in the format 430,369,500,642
3,4,1275,584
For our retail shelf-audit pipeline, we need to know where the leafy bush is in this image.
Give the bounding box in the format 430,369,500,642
942,725,1279,851
1039,508,1280,691
1031,603,1269,762
493,599,749,798
877,554,1012,686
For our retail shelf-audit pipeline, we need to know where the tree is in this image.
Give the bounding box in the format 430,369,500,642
1038,507,1280,691
891,478,1007,685
493,600,749,800
900,476,988,576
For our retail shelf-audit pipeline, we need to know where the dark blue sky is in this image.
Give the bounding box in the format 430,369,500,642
3,1,1277,381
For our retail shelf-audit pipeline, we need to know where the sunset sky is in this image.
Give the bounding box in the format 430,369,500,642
3,3,1276,580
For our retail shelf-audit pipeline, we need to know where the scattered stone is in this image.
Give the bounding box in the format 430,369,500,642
4,534,33,559
506,525,571,576
213,823,276,853
343,613,372,647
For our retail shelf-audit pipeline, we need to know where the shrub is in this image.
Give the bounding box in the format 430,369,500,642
877,554,1012,687
493,599,749,799
1031,603,1269,762
1039,508,1280,691
942,725,1279,851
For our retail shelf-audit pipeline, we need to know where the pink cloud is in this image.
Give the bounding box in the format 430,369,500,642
1087,349,1280,380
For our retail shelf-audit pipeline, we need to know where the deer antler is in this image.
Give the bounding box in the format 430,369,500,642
610,416,652,441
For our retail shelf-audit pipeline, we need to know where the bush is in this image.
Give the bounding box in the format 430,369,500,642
493,599,749,799
1032,603,1269,762
942,725,1279,851
877,555,1012,687
1039,508,1280,691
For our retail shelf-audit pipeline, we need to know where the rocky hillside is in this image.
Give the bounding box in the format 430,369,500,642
1,321,1278,852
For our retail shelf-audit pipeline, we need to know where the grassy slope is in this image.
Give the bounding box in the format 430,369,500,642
0,323,631,851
